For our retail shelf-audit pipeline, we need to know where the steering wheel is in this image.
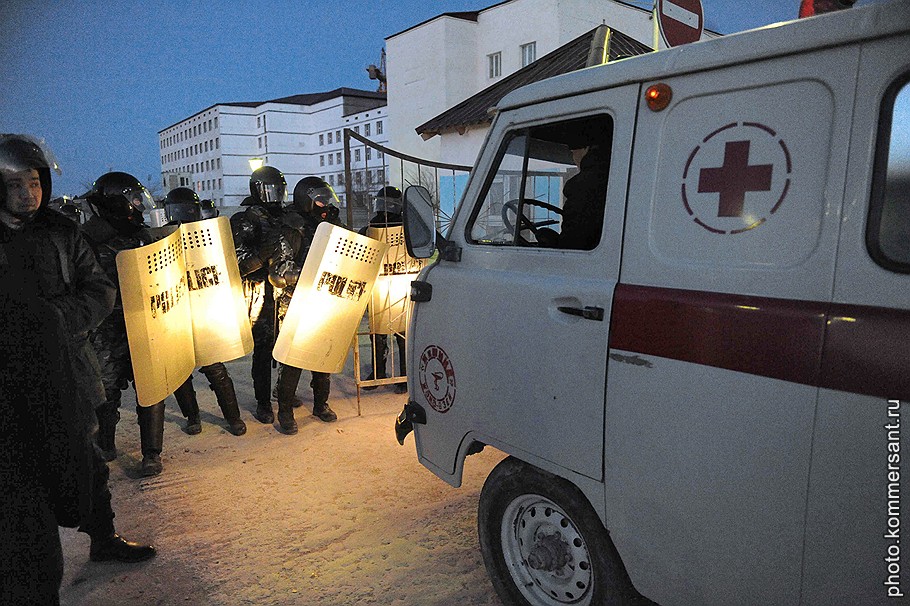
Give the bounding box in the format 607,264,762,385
500,199,563,244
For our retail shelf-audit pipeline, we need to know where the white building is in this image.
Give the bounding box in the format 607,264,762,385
158,88,389,208
385,0,715,168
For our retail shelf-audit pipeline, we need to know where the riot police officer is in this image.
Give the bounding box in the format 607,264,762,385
230,166,297,427
271,176,346,432
163,187,247,436
359,186,408,393
0,135,155,563
81,171,174,477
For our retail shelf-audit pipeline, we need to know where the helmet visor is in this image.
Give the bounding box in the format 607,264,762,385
256,182,287,205
125,186,154,212
372,196,402,215
165,202,201,223
308,185,340,209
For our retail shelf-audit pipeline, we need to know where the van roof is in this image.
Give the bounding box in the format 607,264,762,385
498,1,910,112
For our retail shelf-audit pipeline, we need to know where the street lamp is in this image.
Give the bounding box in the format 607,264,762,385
248,157,264,172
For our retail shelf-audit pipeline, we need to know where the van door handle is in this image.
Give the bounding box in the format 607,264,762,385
557,305,604,321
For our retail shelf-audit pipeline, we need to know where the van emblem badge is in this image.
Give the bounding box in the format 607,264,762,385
681,122,792,234
418,345,456,413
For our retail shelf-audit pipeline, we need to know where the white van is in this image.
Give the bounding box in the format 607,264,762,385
395,3,909,605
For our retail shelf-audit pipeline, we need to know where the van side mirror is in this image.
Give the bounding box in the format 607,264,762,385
403,185,437,259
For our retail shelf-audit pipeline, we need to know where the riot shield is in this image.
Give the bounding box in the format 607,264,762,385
366,225,427,335
116,226,195,406
274,223,389,373
182,217,254,367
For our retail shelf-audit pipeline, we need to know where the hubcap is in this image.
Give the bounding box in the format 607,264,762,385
500,494,593,605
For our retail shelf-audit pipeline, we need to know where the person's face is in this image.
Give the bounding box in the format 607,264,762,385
570,146,590,169
2,168,42,214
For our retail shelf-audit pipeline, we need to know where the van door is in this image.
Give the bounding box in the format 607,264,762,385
408,86,636,484
801,32,910,605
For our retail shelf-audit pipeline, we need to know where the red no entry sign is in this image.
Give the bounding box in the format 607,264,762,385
658,0,704,47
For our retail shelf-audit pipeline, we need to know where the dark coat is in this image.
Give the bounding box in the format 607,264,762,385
82,216,151,390
559,145,611,250
0,207,116,409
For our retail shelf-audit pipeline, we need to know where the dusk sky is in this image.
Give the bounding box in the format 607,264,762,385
0,0,885,196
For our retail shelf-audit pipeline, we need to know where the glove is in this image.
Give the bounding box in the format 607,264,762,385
238,254,264,277
268,265,300,289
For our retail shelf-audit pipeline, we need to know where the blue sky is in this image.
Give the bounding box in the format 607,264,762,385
0,0,886,196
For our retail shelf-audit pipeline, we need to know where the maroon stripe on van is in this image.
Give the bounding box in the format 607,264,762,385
609,284,910,400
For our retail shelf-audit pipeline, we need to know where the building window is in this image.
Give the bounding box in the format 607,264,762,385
337,173,344,187
214,117,218,128
336,152,341,164
217,158,221,169
376,120,383,135
257,117,261,128
320,134,324,146
366,148,372,161
258,137,262,148
365,123,371,137
329,174,334,185
327,132,333,144
520,42,536,67
354,126,359,134
320,155,325,167
215,137,219,149
336,130,341,142
488,52,502,78
263,115,266,129
328,155,334,166
355,149,361,162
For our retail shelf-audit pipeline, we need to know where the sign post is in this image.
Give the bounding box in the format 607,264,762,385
657,0,704,48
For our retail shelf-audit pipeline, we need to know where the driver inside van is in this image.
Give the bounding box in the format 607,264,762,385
555,142,611,250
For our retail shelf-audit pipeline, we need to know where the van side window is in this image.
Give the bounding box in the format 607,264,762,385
867,77,910,272
467,115,613,250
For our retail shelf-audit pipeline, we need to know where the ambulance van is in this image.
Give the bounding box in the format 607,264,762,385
395,3,910,605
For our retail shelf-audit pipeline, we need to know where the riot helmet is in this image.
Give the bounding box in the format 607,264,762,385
248,166,287,207
372,185,402,215
163,187,202,223
59,202,83,224
199,199,219,219
0,134,59,222
292,176,340,218
83,171,151,234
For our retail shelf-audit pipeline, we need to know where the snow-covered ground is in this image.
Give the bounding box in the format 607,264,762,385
59,355,506,606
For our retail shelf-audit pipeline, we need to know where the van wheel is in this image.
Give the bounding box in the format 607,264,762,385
478,457,635,606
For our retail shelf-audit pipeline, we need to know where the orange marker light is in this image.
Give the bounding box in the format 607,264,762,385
645,83,672,112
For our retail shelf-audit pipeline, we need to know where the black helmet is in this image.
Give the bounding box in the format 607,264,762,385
372,185,402,215
59,202,83,223
83,171,151,235
292,176,340,217
0,134,57,220
163,187,201,223
248,166,287,207
199,199,219,219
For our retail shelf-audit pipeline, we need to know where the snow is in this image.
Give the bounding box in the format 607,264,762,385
59,355,506,605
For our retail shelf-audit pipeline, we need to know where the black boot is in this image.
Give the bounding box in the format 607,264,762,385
174,375,201,435
95,398,120,461
311,372,337,422
362,335,388,391
273,363,305,408
90,533,157,563
137,402,165,476
276,365,301,434
253,402,274,424
202,363,246,436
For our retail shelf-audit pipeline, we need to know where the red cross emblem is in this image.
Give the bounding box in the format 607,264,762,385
682,122,792,235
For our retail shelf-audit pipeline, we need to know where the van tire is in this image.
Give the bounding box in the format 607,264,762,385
478,457,637,606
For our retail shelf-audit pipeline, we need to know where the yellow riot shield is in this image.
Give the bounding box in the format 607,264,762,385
181,217,254,367
274,222,389,373
117,217,253,406
366,225,427,335
117,226,195,406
